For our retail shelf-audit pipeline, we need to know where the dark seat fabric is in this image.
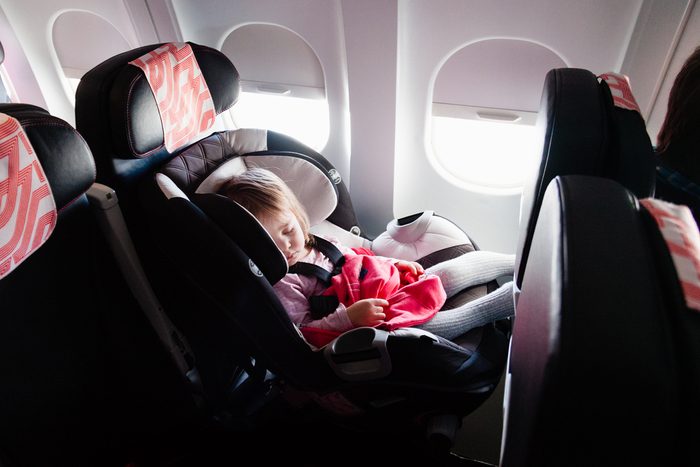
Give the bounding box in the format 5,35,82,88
514,68,656,297
639,196,700,465
0,104,120,466
501,175,680,466
74,41,509,434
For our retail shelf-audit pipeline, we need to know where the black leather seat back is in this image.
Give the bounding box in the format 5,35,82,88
514,68,656,296
502,175,678,466
0,103,118,466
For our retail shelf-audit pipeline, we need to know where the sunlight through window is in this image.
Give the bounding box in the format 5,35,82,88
431,116,538,192
229,92,329,151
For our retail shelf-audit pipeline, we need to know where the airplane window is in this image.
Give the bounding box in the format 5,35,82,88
431,109,538,192
221,24,329,151
229,91,329,151
431,39,566,193
52,11,131,104
0,66,16,103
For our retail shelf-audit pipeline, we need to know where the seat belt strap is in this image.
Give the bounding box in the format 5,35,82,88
288,235,345,284
288,262,333,284
87,183,204,406
288,235,346,318
311,235,345,264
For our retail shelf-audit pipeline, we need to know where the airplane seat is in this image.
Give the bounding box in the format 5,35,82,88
74,41,510,448
514,68,656,301
0,103,124,466
637,195,700,465
501,175,681,466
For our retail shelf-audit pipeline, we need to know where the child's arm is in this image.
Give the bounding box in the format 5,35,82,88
274,274,355,331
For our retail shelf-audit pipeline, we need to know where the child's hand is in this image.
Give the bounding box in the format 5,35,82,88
347,299,388,327
395,260,424,276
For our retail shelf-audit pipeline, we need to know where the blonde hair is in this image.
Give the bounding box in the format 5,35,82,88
220,167,313,246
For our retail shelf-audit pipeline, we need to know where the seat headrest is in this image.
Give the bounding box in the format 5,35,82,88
76,42,239,189
0,104,95,210
598,72,641,113
0,104,95,278
640,197,700,311
129,43,216,153
597,71,655,197
194,152,338,226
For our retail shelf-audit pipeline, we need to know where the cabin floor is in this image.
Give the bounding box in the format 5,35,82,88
119,381,506,467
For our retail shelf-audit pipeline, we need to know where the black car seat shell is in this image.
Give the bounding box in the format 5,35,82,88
75,41,510,432
502,175,681,466
514,68,656,299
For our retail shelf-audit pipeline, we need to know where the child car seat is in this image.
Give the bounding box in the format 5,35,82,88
502,175,687,466
75,42,510,447
514,68,656,300
0,103,123,466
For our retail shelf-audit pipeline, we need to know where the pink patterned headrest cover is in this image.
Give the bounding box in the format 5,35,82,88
130,43,216,153
598,72,641,113
0,113,57,278
640,198,700,311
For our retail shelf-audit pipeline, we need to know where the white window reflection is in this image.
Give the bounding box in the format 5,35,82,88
229,91,329,152
431,115,538,193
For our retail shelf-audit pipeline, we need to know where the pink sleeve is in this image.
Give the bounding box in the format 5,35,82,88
273,273,354,332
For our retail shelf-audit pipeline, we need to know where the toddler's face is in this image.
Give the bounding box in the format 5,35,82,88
260,209,307,266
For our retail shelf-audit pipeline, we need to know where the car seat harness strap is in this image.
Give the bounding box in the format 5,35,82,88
289,235,345,318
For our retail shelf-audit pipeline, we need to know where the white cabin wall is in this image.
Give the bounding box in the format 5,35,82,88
395,0,644,253
341,0,398,237
171,0,352,186
643,0,700,143
0,6,46,108
0,0,148,125
621,0,692,127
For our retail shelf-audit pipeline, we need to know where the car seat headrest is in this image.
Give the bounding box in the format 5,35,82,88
190,191,288,284
0,105,95,278
77,41,239,163
194,152,338,226
640,197,700,311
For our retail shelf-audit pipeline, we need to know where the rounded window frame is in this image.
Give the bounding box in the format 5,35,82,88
220,23,330,152
428,38,567,195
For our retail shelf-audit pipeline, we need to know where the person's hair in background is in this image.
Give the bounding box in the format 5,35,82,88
657,45,700,157
653,45,700,226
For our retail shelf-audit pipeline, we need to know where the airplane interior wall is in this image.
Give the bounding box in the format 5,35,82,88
643,0,700,138
0,0,697,252
394,0,644,253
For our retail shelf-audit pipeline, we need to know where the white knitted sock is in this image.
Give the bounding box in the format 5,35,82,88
426,251,515,298
415,281,514,340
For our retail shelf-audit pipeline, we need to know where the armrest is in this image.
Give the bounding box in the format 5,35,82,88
323,327,392,381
